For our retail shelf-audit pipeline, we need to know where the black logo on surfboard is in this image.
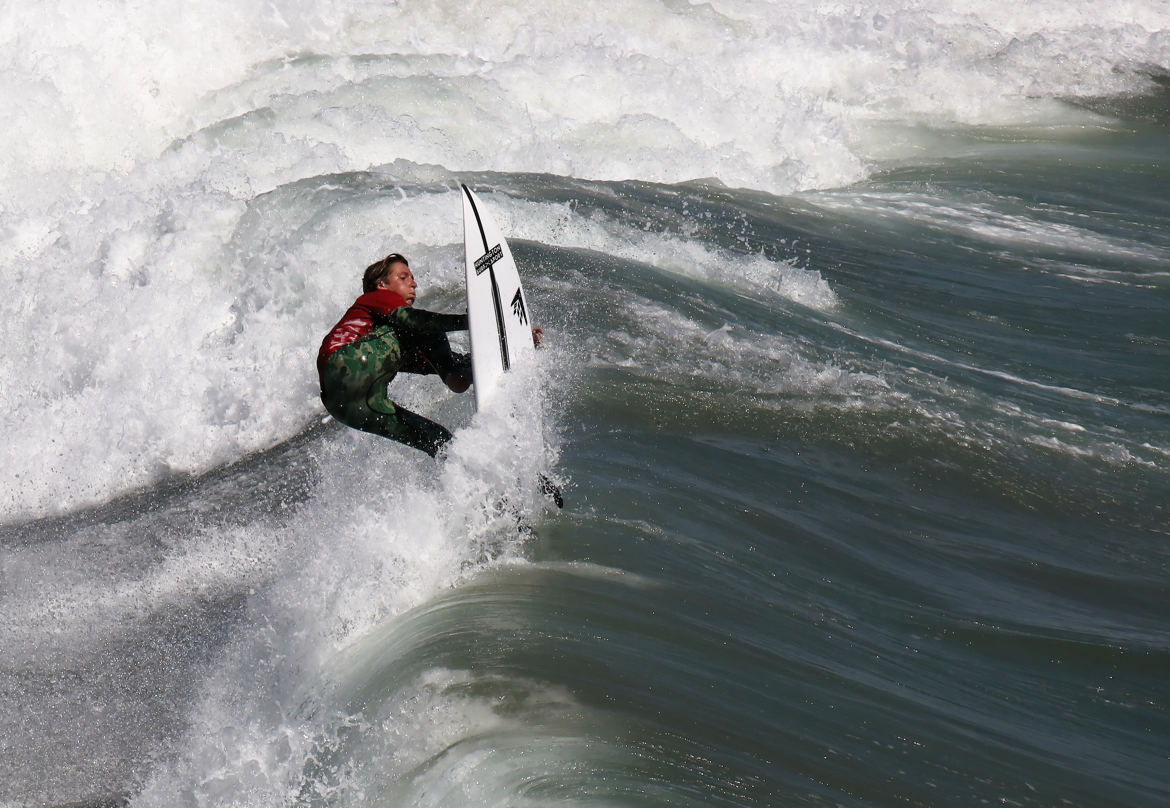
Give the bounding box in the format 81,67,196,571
474,244,503,275
510,289,528,324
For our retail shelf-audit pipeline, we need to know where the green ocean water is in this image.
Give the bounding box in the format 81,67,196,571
332,110,1169,806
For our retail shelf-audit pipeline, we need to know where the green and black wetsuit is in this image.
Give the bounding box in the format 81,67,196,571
317,289,469,456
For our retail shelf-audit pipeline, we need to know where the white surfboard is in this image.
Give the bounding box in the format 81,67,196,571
461,184,536,409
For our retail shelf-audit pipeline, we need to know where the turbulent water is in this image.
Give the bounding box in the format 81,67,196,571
3,2,1169,806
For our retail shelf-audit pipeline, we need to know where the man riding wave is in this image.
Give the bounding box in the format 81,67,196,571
317,253,473,457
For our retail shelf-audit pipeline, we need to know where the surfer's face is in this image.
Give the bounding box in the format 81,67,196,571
378,261,417,305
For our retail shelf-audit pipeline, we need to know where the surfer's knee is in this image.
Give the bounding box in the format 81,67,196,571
320,391,350,423
441,354,472,393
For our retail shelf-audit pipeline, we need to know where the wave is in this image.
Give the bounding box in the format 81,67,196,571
4,7,1168,805
3,1,1167,518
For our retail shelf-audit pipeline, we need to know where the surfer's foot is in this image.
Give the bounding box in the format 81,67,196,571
539,474,564,509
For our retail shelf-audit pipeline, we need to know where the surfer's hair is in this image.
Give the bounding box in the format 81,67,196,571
363,253,409,293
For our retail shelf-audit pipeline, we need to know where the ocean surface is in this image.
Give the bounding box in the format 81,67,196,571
2,2,1168,806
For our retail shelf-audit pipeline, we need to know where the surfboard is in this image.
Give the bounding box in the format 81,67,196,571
461,184,536,409
461,184,563,508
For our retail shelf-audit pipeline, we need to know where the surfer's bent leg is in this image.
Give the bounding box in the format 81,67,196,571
320,327,453,457
390,307,471,388
360,379,453,457
397,330,471,381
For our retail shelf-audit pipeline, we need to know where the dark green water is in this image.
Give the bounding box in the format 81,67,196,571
274,112,1169,806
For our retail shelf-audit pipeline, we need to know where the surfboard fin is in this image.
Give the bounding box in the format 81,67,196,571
539,474,564,509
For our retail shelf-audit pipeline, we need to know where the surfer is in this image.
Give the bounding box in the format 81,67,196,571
316,253,475,457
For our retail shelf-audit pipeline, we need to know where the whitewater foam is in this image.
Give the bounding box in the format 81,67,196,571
4,1,1167,189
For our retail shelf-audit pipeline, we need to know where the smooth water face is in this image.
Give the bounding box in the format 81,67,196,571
2,3,1168,807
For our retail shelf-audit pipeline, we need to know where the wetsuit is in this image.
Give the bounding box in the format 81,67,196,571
317,289,469,456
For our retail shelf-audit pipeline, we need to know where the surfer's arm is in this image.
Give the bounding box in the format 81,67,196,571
387,306,468,335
